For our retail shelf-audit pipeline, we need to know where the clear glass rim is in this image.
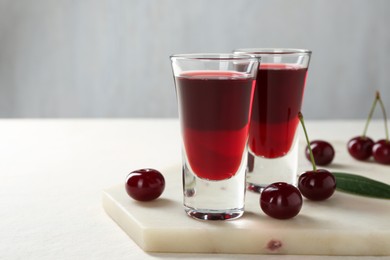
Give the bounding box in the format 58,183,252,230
170,53,259,61
234,48,311,55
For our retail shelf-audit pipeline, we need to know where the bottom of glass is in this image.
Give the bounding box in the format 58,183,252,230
182,147,247,220
184,207,244,221
247,137,299,193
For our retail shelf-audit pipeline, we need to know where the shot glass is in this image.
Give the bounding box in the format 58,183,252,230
170,53,259,220
234,48,311,192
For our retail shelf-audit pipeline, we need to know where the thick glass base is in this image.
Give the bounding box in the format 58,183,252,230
247,136,299,192
185,207,244,221
182,150,247,221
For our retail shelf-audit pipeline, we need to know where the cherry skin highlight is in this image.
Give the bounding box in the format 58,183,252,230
347,136,374,161
125,168,165,201
372,140,390,165
305,140,335,166
260,182,303,220
298,169,336,201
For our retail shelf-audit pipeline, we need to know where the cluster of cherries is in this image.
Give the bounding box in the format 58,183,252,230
348,91,390,165
260,91,390,219
124,92,389,220
260,112,336,219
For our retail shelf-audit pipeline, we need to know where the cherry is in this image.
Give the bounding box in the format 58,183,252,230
347,136,374,160
298,112,336,201
347,92,378,161
372,92,390,165
298,169,336,201
373,140,390,164
125,168,165,201
305,140,335,166
260,182,302,220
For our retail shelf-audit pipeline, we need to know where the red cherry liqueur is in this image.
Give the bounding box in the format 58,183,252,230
249,64,308,158
175,71,255,180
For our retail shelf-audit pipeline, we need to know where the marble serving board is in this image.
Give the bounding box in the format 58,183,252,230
102,140,390,255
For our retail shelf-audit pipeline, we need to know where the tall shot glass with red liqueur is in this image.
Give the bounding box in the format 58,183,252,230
171,53,259,220
234,49,311,192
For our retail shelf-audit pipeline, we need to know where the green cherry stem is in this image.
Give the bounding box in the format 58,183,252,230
362,92,379,138
377,91,389,142
298,112,317,172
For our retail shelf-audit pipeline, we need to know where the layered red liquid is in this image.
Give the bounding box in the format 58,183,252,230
249,64,308,158
176,71,255,180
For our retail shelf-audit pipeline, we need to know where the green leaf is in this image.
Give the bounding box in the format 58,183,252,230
332,172,390,199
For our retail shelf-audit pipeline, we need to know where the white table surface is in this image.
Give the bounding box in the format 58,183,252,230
0,118,389,260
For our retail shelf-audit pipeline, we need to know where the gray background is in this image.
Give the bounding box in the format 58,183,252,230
0,0,389,119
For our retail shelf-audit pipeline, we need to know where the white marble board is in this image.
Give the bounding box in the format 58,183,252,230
102,140,390,255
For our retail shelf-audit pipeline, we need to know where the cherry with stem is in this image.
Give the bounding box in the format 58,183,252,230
305,140,335,166
372,91,390,164
298,112,336,201
347,92,378,160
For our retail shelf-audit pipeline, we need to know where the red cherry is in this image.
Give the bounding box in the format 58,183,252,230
372,140,390,165
373,91,390,164
260,182,302,220
125,168,165,201
305,140,335,166
347,136,374,160
298,169,336,201
347,92,380,161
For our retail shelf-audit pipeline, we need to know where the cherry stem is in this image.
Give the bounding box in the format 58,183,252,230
362,91,379,138
377,91,389,142
298,112,317,172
